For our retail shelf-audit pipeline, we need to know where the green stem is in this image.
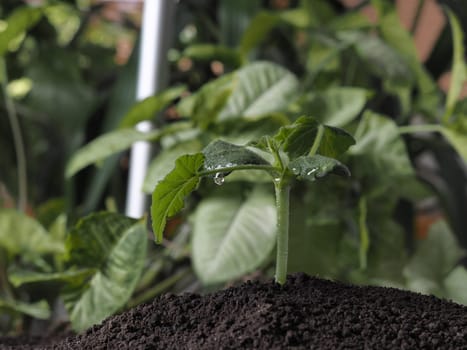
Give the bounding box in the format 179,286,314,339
274,180,290,285
398,124,443,134
0,58,27,212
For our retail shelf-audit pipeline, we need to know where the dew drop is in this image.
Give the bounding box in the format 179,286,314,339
213,172,225,186
306,168,317,176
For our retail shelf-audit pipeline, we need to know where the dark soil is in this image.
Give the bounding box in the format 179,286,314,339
3,273,467,349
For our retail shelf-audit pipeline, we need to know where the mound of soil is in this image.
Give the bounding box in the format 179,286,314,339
4,273,467,349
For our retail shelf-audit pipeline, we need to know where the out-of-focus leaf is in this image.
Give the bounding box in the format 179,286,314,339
119,85,186,129
219,62,299,121
64,213,147,332
8,268,95,288
0,209,64,256
443,10,466,122
379,11,440,115
440,127,467,161
192,186,276,284
183,44,242,66
0,298,50,319
444,266,467,305
191,74,235,129
0,6,42,56
350,111,414,196
151,153,204,243
296,87,369,127
403,220,465,295
239,12,280,57
66,129,160,177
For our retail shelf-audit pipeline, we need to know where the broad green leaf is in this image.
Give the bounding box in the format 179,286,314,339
352,33,413,84
329,11,373,31
443,10,466,122
279,8,313,28
403,220,464,294
8,268,95,288
189,73,235,129
350,111,414,196
64,214,147,332
143,139,203,194
66,128,160,177
289,155,350,181
379,11,440,115
0,298,50,319
274,116,320,157
0,6,42,56
275,116,355,158
239,12,280,57
66,212,136,267
119,85,186,129
192,186,276,284
319,125,356,158
218,62,299,121
184,44,242,66
297,87,369,127
203,140,269,171
151,153,204,243
0,209,64,256
440,127,467,161
444,266,467,305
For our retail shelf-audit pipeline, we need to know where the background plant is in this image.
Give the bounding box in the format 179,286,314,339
1,0,467,336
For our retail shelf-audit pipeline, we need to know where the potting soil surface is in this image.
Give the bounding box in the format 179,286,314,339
3,273,467,349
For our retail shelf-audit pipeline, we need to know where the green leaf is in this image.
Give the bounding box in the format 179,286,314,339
297,87,369,127
0,6,42,56
350,111,414,196
189,73,235,129
66,128,160,177
143,139,203,194
8,268,95,288
403,220,464,295
289,155,350,181
352,33,413,84
440,127,467,161
239,12,280,57
0,298,50,319
379,11,440,115
151,153,204,243
274,116,320,157
275,117,355,159
66,212,136,267
183,44,242,66
203,140,269,171
443,10,466,123
444,266,467,305
0,209,64,256
218,62,299,121
192,186,276,284
118,85,186,129
64,213,147,332
319,125,356,158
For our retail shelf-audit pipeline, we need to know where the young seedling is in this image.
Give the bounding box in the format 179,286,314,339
151,116,355,285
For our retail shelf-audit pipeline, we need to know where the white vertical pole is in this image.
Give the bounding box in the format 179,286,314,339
125,0,176,218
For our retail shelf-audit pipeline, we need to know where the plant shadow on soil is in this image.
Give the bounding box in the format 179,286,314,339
2,273,467,349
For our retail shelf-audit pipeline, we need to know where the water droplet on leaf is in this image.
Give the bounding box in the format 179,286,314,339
213,173,225,186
